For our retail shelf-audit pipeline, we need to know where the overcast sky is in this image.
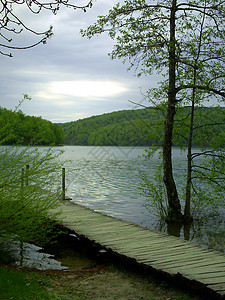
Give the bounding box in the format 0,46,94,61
0,0,156,123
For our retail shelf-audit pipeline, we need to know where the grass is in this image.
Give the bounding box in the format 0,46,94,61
0,265,54,300
0,263,201,300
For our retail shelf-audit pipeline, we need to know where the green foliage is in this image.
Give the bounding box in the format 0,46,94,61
82,0,225,222
141,149,225,220
173,106,225,148
60,108,164,146
141,147,225,220
0,107,64,146
0,146,63,246
140,150,168,218
189,150,225,217
0,247,16,264
60,107,225,148
140,105,225,220
0,100,65,257
81,0,225,94
173,104,225,218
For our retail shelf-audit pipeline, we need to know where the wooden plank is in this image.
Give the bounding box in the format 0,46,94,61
55,202,225,298
205,284,225,294
102,234,185,246
131,249,221,262
143,260,225,273
156,264,225,275
200,276,225,284
116,240,204,252
82,222,138,231
111,242,208,258
193,272,225,279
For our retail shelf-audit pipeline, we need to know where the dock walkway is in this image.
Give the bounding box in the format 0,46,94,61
55,201,225,299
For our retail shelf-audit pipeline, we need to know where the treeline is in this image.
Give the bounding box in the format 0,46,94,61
0,107,64,145
60,108,161,146
60,107,225,148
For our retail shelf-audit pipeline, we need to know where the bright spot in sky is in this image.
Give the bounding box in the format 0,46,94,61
50,80,128,98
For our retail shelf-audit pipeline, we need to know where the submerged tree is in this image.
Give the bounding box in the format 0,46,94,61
81,0,225,222
0,0,92,56
171,2,225,220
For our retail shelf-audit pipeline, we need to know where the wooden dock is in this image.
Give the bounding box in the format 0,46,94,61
54,201,225,299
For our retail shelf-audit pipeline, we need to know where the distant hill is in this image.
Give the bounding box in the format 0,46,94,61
0,107,64,146
60,107,225,148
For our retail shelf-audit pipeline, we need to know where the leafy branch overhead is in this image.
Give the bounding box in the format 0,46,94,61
0,0,92,56
81,0,225,97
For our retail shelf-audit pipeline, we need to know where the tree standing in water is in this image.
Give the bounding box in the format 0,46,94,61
81,0,225,223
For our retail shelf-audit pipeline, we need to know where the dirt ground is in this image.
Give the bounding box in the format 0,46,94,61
43,264,200,300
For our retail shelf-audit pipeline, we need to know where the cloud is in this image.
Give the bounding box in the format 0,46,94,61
49,80,128,98
0,0,155,123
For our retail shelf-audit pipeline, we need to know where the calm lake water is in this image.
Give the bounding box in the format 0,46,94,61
59,146,224,253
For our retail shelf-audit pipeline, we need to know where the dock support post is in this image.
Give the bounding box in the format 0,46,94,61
62,167,65,200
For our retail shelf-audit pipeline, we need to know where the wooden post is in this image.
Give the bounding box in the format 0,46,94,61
62,167,65,200
25,164,29,186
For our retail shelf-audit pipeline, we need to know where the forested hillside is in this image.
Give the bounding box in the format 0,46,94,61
0,107,64,145
60,107,225,147
60,108,162,146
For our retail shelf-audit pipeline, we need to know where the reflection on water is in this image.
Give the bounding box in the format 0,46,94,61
58,146,224,253
0,239,67,270
1,145,223,270
156,217,225,252
45,233,104,271
0,234,103,271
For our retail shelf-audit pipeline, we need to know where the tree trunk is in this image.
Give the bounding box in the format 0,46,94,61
184,7,205,222
163,0,183,222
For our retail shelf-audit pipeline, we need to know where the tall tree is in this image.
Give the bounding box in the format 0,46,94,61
172,1,225,220
0,0,92,56
81,0,225,222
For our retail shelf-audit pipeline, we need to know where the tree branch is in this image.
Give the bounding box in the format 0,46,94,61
176,85,225,98
0,0,93,56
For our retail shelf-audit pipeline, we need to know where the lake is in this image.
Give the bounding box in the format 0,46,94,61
58,146,224,253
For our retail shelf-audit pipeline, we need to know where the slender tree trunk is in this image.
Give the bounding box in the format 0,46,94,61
163,0,183,222
184,6,205,222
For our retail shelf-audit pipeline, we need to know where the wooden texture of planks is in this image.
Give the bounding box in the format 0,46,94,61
54,201,225,298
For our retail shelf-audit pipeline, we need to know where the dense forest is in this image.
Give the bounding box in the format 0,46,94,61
60,107,225,148
1,106,223,147
0,107,64,145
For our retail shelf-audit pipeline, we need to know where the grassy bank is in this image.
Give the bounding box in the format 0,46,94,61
0,265,53,299
0,263,201,300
